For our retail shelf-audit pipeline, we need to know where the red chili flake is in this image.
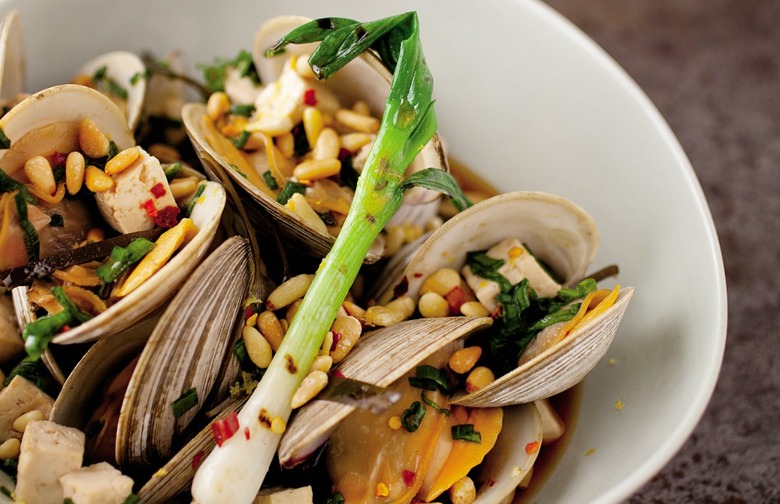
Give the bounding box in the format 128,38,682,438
338,147,352,161
150,182,166,198
330,332,342,352
141,199,158,219
192,450,205,470
60,325,71,332
445,286,467,315
402,470,416,488
153,205,180,228
393,276,409,299
211,411,240,447
52,151,67,168
525,440,541,455
490,306,503,319
413,272,424,278
303,88,317,106
245,306,254,320
244,426,251,440
332,370,345,379
486,479,496,487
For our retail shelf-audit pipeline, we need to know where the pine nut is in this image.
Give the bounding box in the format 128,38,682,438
352,100,371,116
292,158,341,182
0,438,20,459
246,115,294,137
291,370,328,408
147,143,181,163
384,225,406,257
276,132,295,158
449,476,477,504
465,366,495,393
385,296,415,320
294,54,315,79
169,176,200,202
246,312,258,327
320,331,333,356
418,292,449,318
242,325,273,368
340,133,373,152
78,118,110,158
285,298,303,326
105,146,141,175
310,355,333,373
267,274,314,311
206,91,231,120
312,127,340,161
12,410,45,433
65,151,86,195
403,223,424,243
336,109,380,133
449,346,483,374
257,310,284,351
420,268,462,297
460,301,490,318
364,305,405,327
285,193,328,235
303,106,324,147
85,165,115,192
330,316,362,363
342,300,366,321
24,155,56,195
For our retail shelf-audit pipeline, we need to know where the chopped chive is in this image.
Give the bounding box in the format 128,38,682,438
171,388,199,418
231,130,251,149
122,493,140,504
63,498,75,504
421,390,449,416
0,128,9,149
52,286,92,324
96,238,155,283
407,365,450,393
163,162,183,181
184,183,206,218
228,163,248,179
400,400,426,432
130,68,152,85
92,65,129,100
262,170,278,190
276,180,306,205
229,104,256,117
451,423,482,443
325,493,345,504
107,141,119,161
15,192,40,262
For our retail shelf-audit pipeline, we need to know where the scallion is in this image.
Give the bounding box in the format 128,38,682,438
96,238,155,283
276,180,306,205
407,365,450,393
451,423,482,443
401,400,426,432
262,170,278,190
171,388,199,418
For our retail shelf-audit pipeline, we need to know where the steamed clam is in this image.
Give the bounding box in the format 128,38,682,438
182,15,447,263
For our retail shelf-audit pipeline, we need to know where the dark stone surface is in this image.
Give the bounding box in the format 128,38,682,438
544,0,780,502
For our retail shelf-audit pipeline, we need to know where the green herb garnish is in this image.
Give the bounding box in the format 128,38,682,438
92,65,129,100
276,181,306,205
15,192,40,262
408,365,450,393
400,167,472,212
467,251,511,293
325,492,346,504
0,127,11,148
96,238,155,283
163,162,183,181
3,359,59,396
231,130,251,149
262,170,278,190
451,423,482,443
421,390,450,416
122,494,140,504
401,400,426,432
171,388,199,418
184,183,206,218
229,104,256,117
199,49,260,94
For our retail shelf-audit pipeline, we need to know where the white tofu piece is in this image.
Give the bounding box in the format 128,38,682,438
95,147,177,234
60,462,134,504
254,486,314,504
15,420,85,504
248,61,307,135
534,399,565,444
0,376,54,442
0,295,23,365
462,238,561,312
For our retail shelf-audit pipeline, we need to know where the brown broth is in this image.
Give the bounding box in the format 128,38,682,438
449,157,583,503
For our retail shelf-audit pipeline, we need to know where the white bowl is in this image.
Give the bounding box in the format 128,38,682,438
0,0,727,502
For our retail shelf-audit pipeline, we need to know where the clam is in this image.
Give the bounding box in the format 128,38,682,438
0,84,226,344
74,51,147,130
0,9,25,103
373,191,634,406
182,15,447,262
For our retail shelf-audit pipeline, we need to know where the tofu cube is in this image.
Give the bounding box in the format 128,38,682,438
0,376,54,443
15,420,85,504
254,486,314,504
60,462,134,504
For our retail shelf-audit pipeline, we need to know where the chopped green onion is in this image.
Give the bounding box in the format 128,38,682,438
262,170,278,190
122,494,140,504
63,498,75,504
0,127,10,148
184,183,206,218
421,391,449,416
23,308,72,360
467,251,511,293
107,141,119,161
529,302,582,331
451,423,482,443
15,192,40,262
163,162,183,181
324,492,346,504
231,130,251,149
130,69,152,85
92,65,129,100
401,401,426,432
96,238,155,283
227,163,248,179
408,365,450,393
171,388,199,418
276,180,306,205
52,286,91,324
229,104,256,117
400,167,472,212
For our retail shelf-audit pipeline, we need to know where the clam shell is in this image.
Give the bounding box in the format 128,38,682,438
76,51,147,130
0,9,24,102
116,236,252,468
11,285,66,384
278,316,493,468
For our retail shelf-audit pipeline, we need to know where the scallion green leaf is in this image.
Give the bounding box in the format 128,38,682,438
401,401,426,432
262,170,278,190
184,183,206,218
96,238,155,283
408,365,450,393
400,167,472,212
451,423,482,443
171,388,199,418
15,192,40,262
276,181,306,205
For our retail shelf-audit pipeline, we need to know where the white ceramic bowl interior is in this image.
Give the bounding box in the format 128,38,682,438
1,0,727,502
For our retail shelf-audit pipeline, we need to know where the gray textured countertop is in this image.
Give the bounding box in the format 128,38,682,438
544,0,779,502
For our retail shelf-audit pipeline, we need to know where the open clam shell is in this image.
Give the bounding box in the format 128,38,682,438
374,191,634,406
75,51,147,130
278,316,493,468
0,9,25,102
182,15,447,262
116,236,252,468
